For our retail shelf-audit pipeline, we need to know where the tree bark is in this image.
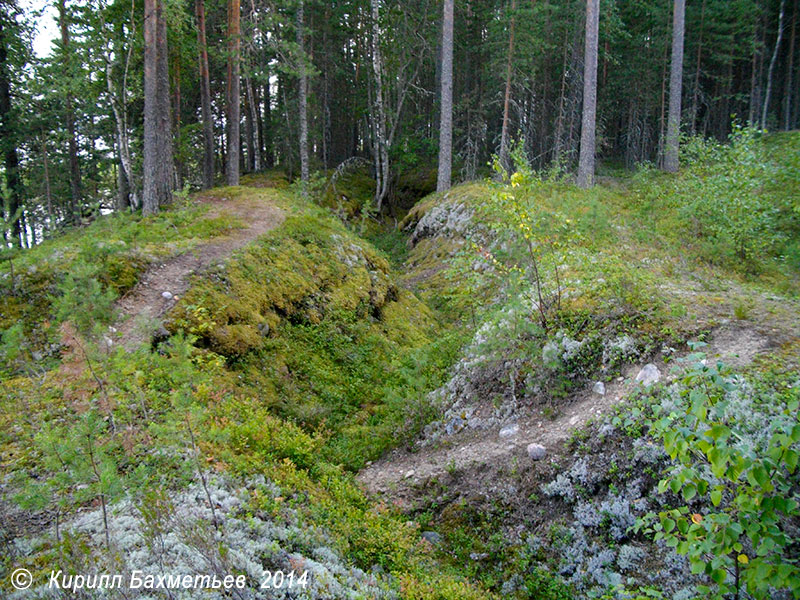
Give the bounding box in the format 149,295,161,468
664,0,686,173
297,1,309,185
226,0,241,186
370,0,389,208
690,0,705,135
196,0,214,189
577,0,599,188
142,0,173,215
437,0,455,192
762,0,787,129
0,15,22,246
58,0,82,223
784,0,797,130
499,0,518,172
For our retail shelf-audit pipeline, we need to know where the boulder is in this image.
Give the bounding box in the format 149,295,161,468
635,364,661,386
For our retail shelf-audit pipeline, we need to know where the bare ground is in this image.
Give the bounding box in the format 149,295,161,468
113,192,284,351
356,322,777,509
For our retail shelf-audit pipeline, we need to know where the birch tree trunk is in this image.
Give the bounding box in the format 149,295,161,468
577,0,599,188
196,0,215,189
664,0,686,173
226,0,241,186
297,1,309,185
762,0,787,129
437,0,455,192
370,0,389,209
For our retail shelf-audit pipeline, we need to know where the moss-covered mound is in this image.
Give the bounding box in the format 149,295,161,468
166,202,449,469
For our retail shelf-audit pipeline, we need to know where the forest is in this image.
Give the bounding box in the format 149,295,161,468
1,0,800,599
0,0,797,237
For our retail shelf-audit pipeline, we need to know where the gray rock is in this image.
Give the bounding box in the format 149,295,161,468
469,552,489,561
635,363,661,386
421,531,442,545
161,291,173,300
499,423,520,438
527,443,546,460
592,381,606,396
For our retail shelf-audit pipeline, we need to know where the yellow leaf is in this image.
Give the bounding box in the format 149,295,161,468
737,554,749,565
691,513,703,524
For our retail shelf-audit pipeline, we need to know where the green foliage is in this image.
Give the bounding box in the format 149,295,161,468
641,351,800,599
631,128,799,273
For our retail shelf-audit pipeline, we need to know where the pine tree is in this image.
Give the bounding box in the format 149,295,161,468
437,0,454,192
577,0,600,188
664,0,686,173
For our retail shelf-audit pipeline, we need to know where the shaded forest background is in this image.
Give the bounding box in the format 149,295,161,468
0,0,797,246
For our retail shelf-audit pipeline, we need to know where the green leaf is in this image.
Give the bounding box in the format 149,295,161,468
710,489,722,507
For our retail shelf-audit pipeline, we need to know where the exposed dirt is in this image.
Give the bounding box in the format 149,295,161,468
114,192,284,351
356,323,775,509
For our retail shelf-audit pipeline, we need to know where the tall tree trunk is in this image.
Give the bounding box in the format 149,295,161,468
577,0,599,188
762,0,787,129
173,56,183,189
690,0,706,135
263,81,273,168
247,78,261,172
226,0,241,186
437,0,455,192
370,0,389,208
244,77,255,172
142,0,173,215
58,0,82,223
297,1,309,185
784,0,798,129
0,16,22,246
196,0,214,189
42,135,54,232
499,0,518,171
664,0,686,173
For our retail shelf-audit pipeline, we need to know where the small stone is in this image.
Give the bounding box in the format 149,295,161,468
404,470,415,479
469,552,489,561
635,363,661,386
421,531,442,545
499,424,520,438
592,381,606,396
527,443,546,461
161,291,173,300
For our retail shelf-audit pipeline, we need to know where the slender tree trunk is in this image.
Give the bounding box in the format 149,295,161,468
577,0,600,188
42,136,54,232
297,1,309,185
226,0,241,186
762,0,787,129
58,0,82,223
244,78,255,172
784,0,797,129
142,0,173,215
499,0,518,171
690,0,706,135
664,0,686,173
173,56,183,189
554,28,569,162
247,78,261,172
0,16,21,246
437,0,455,192
263,81,273,168
370,0,390,208
196,0,214,189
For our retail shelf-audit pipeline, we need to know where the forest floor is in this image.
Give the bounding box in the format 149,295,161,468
114,189,284,350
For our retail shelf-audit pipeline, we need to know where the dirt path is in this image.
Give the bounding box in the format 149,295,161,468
356,323,774,506
114,192,284,351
